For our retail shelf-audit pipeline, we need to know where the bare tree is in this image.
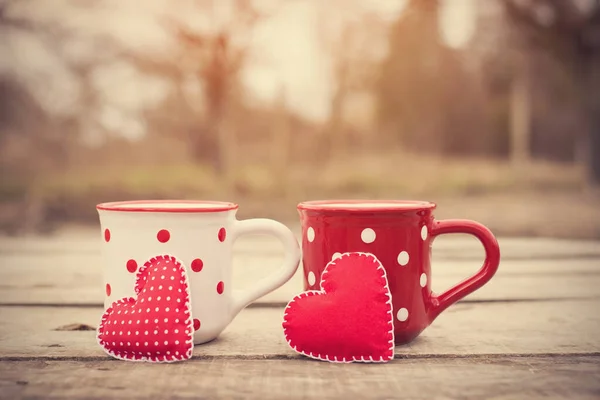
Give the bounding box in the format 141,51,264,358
503,0,600,185
166,0,261,180
316,1,389,160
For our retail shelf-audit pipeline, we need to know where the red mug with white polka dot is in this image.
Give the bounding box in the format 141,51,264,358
297,200,500,345
97,200,301,345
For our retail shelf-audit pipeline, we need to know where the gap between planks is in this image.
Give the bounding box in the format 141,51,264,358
2,231,600,259
2,352,600,362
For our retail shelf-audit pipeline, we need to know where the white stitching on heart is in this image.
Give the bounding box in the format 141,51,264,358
96,254,194,363
281,252,395,363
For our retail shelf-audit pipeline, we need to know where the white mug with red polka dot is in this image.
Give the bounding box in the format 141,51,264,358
97,200,301,344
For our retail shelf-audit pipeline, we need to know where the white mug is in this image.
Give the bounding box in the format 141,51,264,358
96,200,301,344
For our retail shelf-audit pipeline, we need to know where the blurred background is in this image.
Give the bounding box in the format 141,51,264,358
1,0,599,238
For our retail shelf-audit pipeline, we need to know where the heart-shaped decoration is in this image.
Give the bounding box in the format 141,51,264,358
282,252,394,363
97,254,194,362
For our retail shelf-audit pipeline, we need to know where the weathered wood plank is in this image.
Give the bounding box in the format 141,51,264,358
1,254,599,305
2,229,599,260
4,252,600,280
1,300,599,358
1,357,599,400
2,232,599,305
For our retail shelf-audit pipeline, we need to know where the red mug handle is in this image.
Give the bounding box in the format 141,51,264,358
428,219,500,322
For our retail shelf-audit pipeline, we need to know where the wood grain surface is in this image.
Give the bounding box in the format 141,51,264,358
1,231,599,399
0,300,599,359
1,357,599,400
2,236,600,305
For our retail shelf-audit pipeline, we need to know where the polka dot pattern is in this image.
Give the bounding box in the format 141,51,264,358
360,228,376,244
193,318,201,331
397,308,409,322
157,229,170,243
299,214,437,345
191,258,204,273
106,283,111,296
307,271,316,286
421,225,428,240
218,228,226,242
216,281,225,294
97,255,193,362
104,229,111,242
126,259,138,273
397,251,409,266
307,227,315,243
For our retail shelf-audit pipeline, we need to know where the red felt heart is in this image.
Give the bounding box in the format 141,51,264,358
97,254,194,362
282,252,395,363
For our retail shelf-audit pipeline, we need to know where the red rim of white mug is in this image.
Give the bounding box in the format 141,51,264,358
297,200,436,212
96,200,239,213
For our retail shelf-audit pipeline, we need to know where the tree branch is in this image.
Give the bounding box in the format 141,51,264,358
503,0,584,59
0,0,35,30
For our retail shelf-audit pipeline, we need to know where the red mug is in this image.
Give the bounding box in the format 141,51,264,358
297,200,501,345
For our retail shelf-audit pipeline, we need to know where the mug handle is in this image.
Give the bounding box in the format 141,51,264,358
228,218,301,319
428,219,500,322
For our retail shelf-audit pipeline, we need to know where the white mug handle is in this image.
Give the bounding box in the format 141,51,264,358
228,218,301,319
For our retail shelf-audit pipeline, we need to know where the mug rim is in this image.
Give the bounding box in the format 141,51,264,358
297,199,436,212
97,200,239,213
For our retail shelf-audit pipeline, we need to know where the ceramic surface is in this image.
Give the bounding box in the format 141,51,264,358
297,200,500,345
98,200,301,344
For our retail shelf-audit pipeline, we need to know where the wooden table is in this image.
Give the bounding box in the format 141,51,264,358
1,229,599,399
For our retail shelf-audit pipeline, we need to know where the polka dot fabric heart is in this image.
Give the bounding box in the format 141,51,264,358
282,252,395,363
97,255,193,362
